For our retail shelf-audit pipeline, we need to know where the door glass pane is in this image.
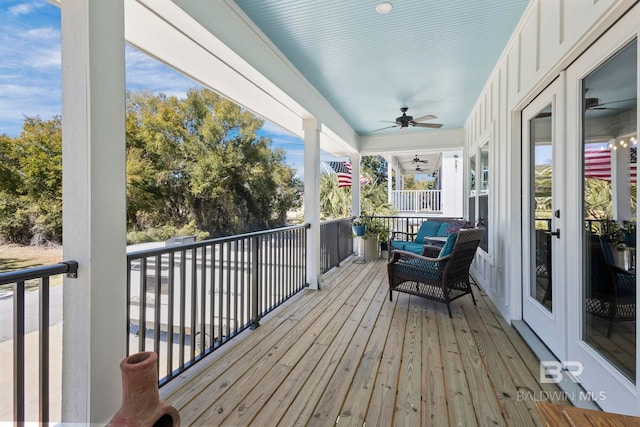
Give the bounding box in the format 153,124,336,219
582,39,636,382
531,105,553,310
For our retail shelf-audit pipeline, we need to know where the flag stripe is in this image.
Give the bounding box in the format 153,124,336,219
327,161,370,187
584,148,637,182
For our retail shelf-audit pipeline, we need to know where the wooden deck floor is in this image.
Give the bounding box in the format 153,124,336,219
161,258,569,426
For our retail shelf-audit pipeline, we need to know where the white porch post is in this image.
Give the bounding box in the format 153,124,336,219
350,153,361,216
303,118,321,289
61,0,126,423
387,154,393,205
611,141,632,221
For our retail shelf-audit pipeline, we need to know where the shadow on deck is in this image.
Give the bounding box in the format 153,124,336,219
160,258,568,426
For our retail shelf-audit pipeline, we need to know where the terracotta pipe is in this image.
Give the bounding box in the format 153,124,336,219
108,352,180,427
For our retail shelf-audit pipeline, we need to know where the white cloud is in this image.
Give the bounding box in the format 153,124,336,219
258,120,299,138
8,1,44,16
125,46,200,98
22,27,59,41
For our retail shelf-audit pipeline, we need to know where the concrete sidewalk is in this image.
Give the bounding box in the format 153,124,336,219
0,325,62,423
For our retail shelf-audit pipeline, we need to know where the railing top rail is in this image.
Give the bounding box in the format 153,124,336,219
320,217,353,225
0,261,78,285
127,223,311,259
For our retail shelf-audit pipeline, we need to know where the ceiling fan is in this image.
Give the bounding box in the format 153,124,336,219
371,107,443,132
405,155,428,165
585,97,636,110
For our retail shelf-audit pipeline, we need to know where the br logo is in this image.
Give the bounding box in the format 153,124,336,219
540,361,584,383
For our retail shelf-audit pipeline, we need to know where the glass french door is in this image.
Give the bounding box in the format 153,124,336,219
566,22,639,413
522,79,566,359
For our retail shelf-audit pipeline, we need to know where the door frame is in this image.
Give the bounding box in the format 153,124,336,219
521,77,567,361
565,9,640,414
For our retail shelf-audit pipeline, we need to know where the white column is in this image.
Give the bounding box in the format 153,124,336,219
387,154,393,205
303,118,321,290
350,152,361,216
61,0,126,423
611,140,632,221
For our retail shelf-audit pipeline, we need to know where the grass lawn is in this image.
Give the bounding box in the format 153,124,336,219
0,244,63,289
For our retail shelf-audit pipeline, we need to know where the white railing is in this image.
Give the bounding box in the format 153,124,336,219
391,190,442,212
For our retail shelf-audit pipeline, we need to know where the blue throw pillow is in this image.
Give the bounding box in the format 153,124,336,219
438,233,458,257
436,222,451,237
415,221,441,243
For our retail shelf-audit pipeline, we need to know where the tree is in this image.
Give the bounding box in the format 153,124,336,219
0,116,62,244
125,89,302,237
361,155,388,184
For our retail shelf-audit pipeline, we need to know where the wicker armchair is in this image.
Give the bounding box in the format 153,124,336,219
387,228,484,317
586,234,636,337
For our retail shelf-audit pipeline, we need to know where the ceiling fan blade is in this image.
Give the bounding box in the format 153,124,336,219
412,114,437,123
413,122,443,128
370,125,397,133
380,120,398,124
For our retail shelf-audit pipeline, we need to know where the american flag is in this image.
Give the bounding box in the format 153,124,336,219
327,161,370,188
584,147,637,183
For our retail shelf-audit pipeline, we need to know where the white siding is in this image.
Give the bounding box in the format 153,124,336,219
465,0,635,319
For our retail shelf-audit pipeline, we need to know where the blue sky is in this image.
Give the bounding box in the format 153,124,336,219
0,0,316,176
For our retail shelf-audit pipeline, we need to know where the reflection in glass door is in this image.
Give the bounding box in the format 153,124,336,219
581,39,636,382
531,105,554,311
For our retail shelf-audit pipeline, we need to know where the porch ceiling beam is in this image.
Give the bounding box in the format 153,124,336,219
127,0,357,153
358,128,465,156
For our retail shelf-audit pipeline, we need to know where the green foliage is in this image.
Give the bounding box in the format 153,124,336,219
0,89,302,245
124,89,302,237
320,158,395,221
126,221,210,244
403,175,434,190
0,117,62,244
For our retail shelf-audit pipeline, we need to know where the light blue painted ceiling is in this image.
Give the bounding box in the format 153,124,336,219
234,0,529,136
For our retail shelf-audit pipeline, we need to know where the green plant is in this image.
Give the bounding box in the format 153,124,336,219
353,214,389,243
600,218,624,250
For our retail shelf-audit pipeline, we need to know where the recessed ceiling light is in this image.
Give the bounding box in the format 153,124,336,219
376,2,393,14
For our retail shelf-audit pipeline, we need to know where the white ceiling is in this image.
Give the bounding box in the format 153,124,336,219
233,0,530,136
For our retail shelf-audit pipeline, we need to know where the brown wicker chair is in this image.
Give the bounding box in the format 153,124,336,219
586,233,636,337
387,228,484,317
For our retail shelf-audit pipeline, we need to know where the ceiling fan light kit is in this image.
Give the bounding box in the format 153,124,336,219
371,107,443,133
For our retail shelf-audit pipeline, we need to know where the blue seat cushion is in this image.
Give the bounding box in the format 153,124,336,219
415,221,441,243
601,239,615,265
390,240,406,250
402,242,427,254
438,233,458,258
395,257,439,279
436,222,451,237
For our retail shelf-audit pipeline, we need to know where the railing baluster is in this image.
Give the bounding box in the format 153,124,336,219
179,249,186,369
209,244,215,349
14,280,25,423
154,255,161,358
190,247,197,362
166,252,175,380
39,276,50,423
218,243,224,343
251,235,260,329
225,242,231,340
139,257,147,352
200,247,207,356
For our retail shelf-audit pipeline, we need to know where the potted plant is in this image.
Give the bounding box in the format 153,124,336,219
600,218,628,269
352,216,367,237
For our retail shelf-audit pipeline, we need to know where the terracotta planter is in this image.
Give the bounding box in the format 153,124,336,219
108,352,180,427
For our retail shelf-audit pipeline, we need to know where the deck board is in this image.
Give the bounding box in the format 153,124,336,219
162,259,568,426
